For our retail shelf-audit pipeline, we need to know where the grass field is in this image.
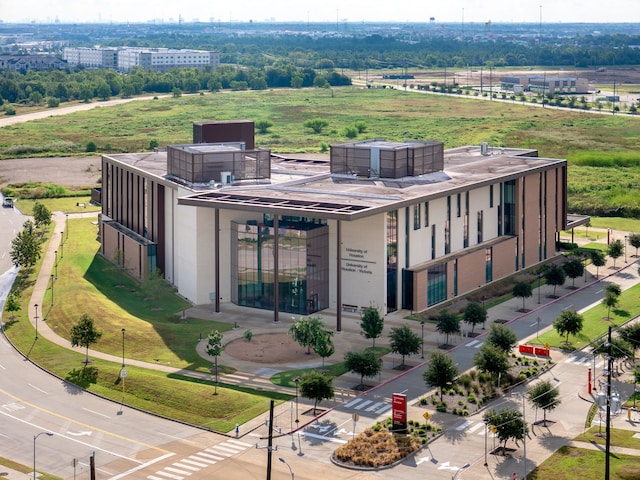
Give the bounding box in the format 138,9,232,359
533,281,640,351
2,87,640,216
3,218,288,431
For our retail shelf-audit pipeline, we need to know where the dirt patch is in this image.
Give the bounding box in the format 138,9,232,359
225,332,319,363
0,156,101,187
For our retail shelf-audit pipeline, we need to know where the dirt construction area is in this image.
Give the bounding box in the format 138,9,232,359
0,157,101,188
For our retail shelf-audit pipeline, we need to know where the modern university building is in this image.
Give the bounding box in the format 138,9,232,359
99,121,573,330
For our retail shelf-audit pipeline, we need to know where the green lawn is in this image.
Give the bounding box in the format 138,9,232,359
527,445,640,480
3,217,288,431
575,427,640,449
533,282,640,350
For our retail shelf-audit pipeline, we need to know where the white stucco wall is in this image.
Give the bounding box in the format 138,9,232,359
329,215,387,313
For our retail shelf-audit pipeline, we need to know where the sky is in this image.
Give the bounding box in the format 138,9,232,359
1,0,639,24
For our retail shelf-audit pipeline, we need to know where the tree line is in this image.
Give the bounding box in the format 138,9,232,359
0,63,351,107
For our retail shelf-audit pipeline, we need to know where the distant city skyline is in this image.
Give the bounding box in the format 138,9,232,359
1,0,639,24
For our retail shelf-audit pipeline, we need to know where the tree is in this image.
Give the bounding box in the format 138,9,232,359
206,330,224,393
288,315,325,354
389,324,422,367
303,118,329,134
4,293,21,320
592,337,633,369
544,264,566,297
474,343,510,384
312,329,335,369
435,309,460,346
97,81,111,100
32,201,52,231
590,250,606,278
527,380,561,426
602,283,622,321
628,232,640,257
512,281,532,312
619,323,640,355
70,313,102,364
563,257,584,288
608,239,624,267
172,87,182,98
299,370,334,415
255,119,273,134
483,408,527,454
344,350,382,388
463,302,486,335
360,307,384,347
553,310,584,344
423,351,459,402
486,323,517,354
9,220,41,269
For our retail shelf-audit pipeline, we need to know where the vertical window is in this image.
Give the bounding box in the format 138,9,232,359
477,210,484,243
489,184,494,208
485,247,493,282
456,193,461,217
444,221,450,255
424,201,429,226
387,210,398,313
427,263,447,307
431,224,436,260
413,204,421,230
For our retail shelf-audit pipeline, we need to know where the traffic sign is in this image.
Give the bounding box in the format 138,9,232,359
352,413,359,422
120,369,127,378
423,412,431,420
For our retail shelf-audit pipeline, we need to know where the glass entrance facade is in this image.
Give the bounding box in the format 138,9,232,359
231,217,329,315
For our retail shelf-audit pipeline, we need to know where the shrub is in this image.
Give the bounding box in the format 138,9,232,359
85,141,97,152
244,329,253,342
47,97,60,108
149,139,159,150
436,402,447,412
5,105,16,115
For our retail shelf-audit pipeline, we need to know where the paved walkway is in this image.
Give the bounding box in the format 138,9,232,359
17,211,640,479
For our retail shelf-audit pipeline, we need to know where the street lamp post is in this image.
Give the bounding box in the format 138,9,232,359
33,432,53,480
34,303,39,340
420,321,425,359
483,418,489,466
512,392,527,480
50,274,54,307
66,213,69,241
624,236,628,263
121,328,126,368
294,378,300,425
60,233,64,259
278,457,294,480
54,250,58,279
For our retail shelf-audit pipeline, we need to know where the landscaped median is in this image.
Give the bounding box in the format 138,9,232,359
2,216,289,432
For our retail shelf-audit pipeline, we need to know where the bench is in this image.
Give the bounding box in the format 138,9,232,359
342,304,359,313
76,202,86,208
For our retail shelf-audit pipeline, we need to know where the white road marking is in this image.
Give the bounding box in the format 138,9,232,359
82,407,111,419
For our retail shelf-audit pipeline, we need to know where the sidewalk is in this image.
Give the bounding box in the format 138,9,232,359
22,213,640,475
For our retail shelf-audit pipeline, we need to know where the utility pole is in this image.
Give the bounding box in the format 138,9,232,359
605,325,612,480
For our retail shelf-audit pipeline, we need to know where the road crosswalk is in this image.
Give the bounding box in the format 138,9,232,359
147,439,253,480
564,354,604,369
342,397,392,415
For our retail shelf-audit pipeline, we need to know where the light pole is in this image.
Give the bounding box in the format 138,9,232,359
34,303,39,340
121,328,126,368
624,236,628,263
420,321,425,359
33,432,53,480
483,418,488,466
278,457,294,480
481,295,487,329
54,250,58,280
50,274,54,307
512,392,527,480
294,378,300,425
60,232,64,259
66,213,69,241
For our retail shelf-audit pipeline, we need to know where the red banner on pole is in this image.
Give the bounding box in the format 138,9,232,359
392,393,407,431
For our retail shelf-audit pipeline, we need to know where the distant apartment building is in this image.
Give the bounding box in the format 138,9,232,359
62,46,219,72
0,54,66,71
501,75,590,95
117,47,220,72
63,47,118,69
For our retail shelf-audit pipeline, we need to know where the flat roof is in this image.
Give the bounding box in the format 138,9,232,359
104,145,566,221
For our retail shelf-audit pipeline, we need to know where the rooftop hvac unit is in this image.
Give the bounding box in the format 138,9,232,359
481,142,489,156
221,171,232,185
